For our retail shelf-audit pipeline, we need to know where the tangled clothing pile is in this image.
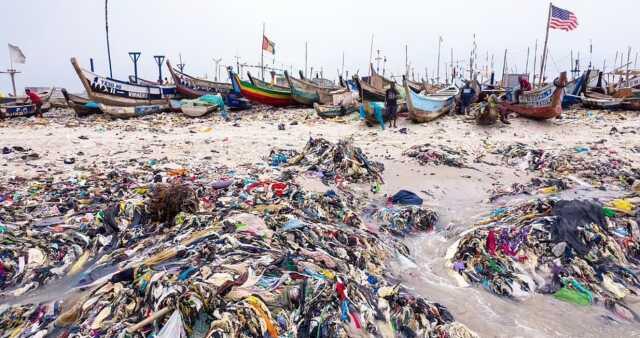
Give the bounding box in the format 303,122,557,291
278,137,386,185
450,197,640,321
403,144,470,168
0,156,476,337
492,142,639,191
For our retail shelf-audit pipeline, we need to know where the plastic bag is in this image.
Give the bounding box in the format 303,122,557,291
157,309,187,338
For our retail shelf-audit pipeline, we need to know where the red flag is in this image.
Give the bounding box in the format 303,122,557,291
262,36,275,54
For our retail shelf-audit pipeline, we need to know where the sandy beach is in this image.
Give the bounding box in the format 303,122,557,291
2,107,639,337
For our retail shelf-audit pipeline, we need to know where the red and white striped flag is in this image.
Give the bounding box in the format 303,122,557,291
549,5,578,31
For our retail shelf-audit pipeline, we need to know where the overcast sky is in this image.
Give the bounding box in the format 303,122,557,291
0,0,638,93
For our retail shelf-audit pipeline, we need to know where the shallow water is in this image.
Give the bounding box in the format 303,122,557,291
381,159,640,338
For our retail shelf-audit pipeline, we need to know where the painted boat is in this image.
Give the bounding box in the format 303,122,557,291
285,71,320,106
247,72,291,91
582,91,624,110
70,57,168,107
499,72,567,120
166,60,231,98
0,89,54,118
98,103,168,119
404,78,457,123
61,89,101,117
353,75,385,101
313,102,356,118
0,104,37,118
181,104,218,117
406,78,425,93
128,76,178,98
228,68,295,107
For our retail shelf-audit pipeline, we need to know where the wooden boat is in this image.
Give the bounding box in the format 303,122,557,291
181,104,218,117
403,77,457,123
406,78,425,93
313,102,356,118
98,103,168,119
621,98,640,111
173,95,224,117
0,89,54,118
353,75,385,101
499,72,567,120
285,71,320,106
247,72,290,91
582,91,624,110
166,60,231,98
71,57,167,106
229,68,295,107
61,89,101,117
128,76,178,98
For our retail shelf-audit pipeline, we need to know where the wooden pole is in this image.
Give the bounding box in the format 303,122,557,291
105,0,113,78
525,46,530,76
436,36,442,84
341,51,344,77
501,49,508,86
305,41,308,79
369,35,374,77
570,49,573,79
539,3,552,86
626,46,631,87
532,39,538,84
405,44,408,76
261,23,265,81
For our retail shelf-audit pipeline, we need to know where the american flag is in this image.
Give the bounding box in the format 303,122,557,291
549,5,578,31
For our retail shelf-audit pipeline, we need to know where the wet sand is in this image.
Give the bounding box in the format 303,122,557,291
1,107,639,337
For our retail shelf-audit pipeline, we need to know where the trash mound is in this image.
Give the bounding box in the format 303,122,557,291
369,206,439,237
403,144,470,168
493,143,639,190
449,197,640,320
0,160,476,337
280,137,385,184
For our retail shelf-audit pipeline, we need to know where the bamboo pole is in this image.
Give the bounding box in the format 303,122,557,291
539,3,552,86
532,39,538,84
261,23,265,81
105,0,113,78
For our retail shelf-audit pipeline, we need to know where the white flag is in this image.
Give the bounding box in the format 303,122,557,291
8,44,26,64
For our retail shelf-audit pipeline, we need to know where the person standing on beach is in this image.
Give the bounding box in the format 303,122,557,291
385,82,399,128
460,81,476,114
25,89,43,118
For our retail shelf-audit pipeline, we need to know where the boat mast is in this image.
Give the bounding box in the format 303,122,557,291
525,47,530,77
105,0,113,78
626,46,631,87
539,2,552,86
436,36,442,84
305,41,308,79
405,44,408,76
261,23,265,81
501,49,508,86
341,51,345,77
178,53,185,72
532,39,538,84
1,48,19,96
369,35,374,78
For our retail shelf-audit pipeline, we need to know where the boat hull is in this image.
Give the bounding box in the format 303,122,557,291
230,70,295,107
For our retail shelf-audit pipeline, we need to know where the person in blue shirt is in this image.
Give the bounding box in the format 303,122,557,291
460,81,476,114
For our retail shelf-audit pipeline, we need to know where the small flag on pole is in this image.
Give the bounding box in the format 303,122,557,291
8,44,26,64
549,5,578,31
262,36,275,54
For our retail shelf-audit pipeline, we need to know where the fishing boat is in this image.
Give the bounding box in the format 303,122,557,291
353,75,385,101
98,103,168,119
247,72,291,91
173,94,225,117
406,78,425,93
403,77,457,123
128,76,178,98
166,60,231,98
0,89,54,118
228,68,295,107
61,89,101,117
284,71,320,106
70,57,167,107
180,103,219,117
621,98,640,111
582,91,624,110
167,61,250,110
499,72,567,120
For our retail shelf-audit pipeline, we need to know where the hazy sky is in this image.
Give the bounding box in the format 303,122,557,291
0,0,638,93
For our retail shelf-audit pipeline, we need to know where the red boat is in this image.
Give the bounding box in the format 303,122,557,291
499,72,567,120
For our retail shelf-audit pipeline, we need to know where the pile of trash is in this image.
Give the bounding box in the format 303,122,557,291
449,197,640,321
403,144,470,168
364,190,439,237
273,137,385,185
0,158,476,337
492,143,639,191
